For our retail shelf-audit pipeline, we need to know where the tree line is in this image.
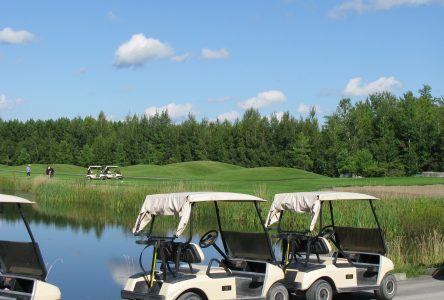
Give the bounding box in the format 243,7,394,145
1,85,443,177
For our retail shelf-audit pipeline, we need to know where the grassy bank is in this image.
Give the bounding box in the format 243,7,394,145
1,161,443,276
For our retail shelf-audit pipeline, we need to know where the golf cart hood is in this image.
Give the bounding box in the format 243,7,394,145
0,194,47,281
265,192,378,231
132,192,266,236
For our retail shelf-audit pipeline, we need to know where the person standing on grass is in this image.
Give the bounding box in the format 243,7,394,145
26,165,31,176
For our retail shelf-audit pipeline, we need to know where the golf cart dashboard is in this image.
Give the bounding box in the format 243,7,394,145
224,259,267,274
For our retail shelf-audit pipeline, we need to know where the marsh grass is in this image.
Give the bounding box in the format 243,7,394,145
1,166,443,276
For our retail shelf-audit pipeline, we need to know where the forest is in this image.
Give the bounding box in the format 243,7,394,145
1,85,443,177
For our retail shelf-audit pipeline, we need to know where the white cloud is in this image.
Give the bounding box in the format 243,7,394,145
201,48,230,60
113,34,174,68
298,103,321,114
171,53,191,62
329,0,438,18
145,103,193,120
0,27,35,44
268,111,285,122
342,76,402,97
217,111,240,122
238,90,287,110
0,94,22,112
107,11,118,21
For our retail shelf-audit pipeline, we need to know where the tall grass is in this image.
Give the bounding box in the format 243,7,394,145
1,166,443,276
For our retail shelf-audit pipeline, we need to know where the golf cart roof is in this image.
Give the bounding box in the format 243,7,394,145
87,165,102,168
0,194,35,204
133,192,266,236
104,165,119,168
265,191,378,231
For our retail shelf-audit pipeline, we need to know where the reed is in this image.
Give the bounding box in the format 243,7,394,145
1,170,443,276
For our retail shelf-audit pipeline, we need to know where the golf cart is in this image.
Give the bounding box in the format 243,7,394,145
0,194,61,300
121,192,288,300
102,165,123,180
265,192,396,300
86,165,103,180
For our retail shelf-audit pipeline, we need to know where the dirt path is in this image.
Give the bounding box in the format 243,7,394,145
330,185,444,199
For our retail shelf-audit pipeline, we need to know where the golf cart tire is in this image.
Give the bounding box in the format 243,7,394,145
306,279,333,300
267,283,289,300
176,291,203,300
375,273,397,300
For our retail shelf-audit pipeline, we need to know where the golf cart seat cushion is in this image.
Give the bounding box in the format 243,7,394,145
185,243,205,263
287,236,332,255
223,231,274,261
307,237,332,254
334,227,385,254
157,242,205,264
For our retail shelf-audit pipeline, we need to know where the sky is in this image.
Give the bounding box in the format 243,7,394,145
0,0,443,123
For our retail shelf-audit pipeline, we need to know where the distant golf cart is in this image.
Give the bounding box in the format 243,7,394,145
101,165,123,180
121,192,288,300
86,165,104,180
265,192,396,300
0,194,61,300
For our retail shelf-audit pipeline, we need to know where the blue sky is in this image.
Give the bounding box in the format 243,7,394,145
1,0,443,122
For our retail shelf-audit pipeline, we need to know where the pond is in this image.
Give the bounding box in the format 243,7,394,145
0,194,256,300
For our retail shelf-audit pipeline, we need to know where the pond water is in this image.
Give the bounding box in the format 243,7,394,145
0,196,253,300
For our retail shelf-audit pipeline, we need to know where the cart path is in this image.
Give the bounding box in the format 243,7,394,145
291,275,444,300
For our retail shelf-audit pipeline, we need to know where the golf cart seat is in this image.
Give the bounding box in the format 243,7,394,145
157,242,205,265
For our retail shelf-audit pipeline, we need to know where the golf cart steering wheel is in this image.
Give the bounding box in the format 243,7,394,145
319,225,336,240
199,230,218,248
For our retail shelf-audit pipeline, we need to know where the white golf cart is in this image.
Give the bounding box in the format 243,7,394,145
86,165,103,180
265,192,397,300
0,194,61,300
102,165,123,180
121,192,288,300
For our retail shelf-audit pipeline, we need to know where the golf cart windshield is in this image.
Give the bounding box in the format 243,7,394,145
0,194,47,280
0,241,46,280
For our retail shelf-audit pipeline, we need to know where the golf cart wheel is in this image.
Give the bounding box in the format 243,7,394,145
306,279,333,300
176,292,202,300
267,283,289,300
375,273,397,300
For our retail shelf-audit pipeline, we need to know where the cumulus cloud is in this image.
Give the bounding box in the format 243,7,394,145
238,90,287,110
107,11,119,21
268,111,285,122
145,103,193,120
298,103,321,114
217,111,240,122
201,48,230,60
113,34,174,68
0,94,22,112
342,76,402,97
171,53,191,62
0,27,35,44
329,0,438,18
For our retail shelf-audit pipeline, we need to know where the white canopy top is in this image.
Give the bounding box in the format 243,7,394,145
0,194,35,204
132,192,266,236
265,191,378,231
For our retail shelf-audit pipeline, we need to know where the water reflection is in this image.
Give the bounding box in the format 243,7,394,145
0,194,257,300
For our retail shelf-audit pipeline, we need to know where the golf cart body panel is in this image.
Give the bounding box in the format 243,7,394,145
122,192,286,300
0,194,61,300
265,191,395,299
86,165,103,180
